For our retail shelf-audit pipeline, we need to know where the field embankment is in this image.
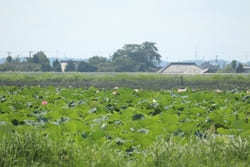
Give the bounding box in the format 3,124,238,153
0,72,250,90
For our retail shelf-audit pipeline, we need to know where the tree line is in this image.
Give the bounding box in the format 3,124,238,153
0,51,54,72
0,41,247,73
200,60,245,73
0,42,161,72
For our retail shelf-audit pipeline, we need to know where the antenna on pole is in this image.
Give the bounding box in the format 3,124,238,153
215,54,219,65
245,52,249,63
29,51,33,58
56,50,59,58
194,46,198,60
7,51,12,58
202,56,205,62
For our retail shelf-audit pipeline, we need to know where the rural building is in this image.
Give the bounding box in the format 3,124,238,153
243,65,250,73
159,62,208,74
60,60,80,72
60,62,68,72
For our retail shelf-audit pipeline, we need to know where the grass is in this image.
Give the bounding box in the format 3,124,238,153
0,72,250,89
0,129,249,167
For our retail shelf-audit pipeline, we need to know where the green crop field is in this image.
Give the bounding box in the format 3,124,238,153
0,72,250,90
0,83,250,166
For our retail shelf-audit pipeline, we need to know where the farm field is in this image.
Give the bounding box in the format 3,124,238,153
0,85,250,166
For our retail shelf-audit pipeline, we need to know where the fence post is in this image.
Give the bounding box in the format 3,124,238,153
180,76,184,87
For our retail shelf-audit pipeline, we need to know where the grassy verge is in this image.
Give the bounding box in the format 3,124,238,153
0,72,250,90
0,129,249,167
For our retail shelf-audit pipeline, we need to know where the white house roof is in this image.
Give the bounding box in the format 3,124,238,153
159,62,207,74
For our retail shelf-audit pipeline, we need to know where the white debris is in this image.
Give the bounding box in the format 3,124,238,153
177,88,187,93
134,89,139,93
113,86,119,90
215,89,223,93
112,91,118,95
152,99,157,103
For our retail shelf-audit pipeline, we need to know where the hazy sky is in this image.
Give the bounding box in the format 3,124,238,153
1,0,250,61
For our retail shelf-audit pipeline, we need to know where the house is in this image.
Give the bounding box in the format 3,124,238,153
60,62,68,72
158,62,208,74
60,60,79,72
243,65,250,73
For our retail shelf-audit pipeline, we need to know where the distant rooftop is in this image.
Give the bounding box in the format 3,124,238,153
159,62,207,74
167,62,197,65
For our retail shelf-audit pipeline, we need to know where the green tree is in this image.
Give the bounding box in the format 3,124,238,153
219,64,234,73
6,56,12,63
27,51,51,71
111,41,161,72
219,60,244,73
52,59,62,72
0,62,41,72
231,60,244,73
77,61,97,72
65,61,76,72
112,56,138,72
88,56,108,66
96,62,115,72
200,61,219,73
231,60,237,72
88,56,114,72
236,63,244,73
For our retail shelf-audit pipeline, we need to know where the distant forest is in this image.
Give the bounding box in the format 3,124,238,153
0,41,248,73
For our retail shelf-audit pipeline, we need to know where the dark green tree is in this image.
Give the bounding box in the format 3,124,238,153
27,51,51,71
236,63,244,73
0,62,41,72
111,41,161,72
65,61,76,72
13,57,21,63
6,56,12,63
96,62,115,72
52,59,62,72
219,60,244,73
231,60,237,72
88,56,108,66
231,60,244,73
88,56,114,72
200,61,219,73
112,56,138,72
77,61,97,72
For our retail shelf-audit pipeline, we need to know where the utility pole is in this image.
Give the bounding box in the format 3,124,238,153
0,51,4,60
215,55,219,65
202,56,205,62
7,51,12,58
29,51,33,58
216,55,218,62
194,46,198,60
55,50,59,58
244,52,249,63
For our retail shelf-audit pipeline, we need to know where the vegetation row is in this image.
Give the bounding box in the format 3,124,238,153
0,86,249,166
0,73,249,90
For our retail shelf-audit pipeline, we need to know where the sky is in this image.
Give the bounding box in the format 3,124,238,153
0,0,250,61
